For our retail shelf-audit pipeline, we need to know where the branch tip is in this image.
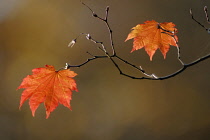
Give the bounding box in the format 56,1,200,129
68,39,76,48
81,1,94,14
64,63,69,69
190,8,193,16
204,6,208,11
106,6,110,11
86,34,91,40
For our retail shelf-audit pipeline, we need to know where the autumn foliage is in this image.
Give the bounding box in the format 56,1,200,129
17,3,210,119
17,20,179,118
125,20,178,60
17,65,78,119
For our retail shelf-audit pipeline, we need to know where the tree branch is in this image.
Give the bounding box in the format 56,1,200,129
81,2,116,55
66,2,210,80
190,6,210,33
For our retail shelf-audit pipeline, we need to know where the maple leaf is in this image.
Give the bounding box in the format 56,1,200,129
17,65,78,119
125,20,178,60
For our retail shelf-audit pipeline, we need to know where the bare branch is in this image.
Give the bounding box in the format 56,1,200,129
105,6,109,21
66,3,210,80
81,1,116,55
190,6,210,33
67,55,108,68
204,6,210,24
190,8,207,30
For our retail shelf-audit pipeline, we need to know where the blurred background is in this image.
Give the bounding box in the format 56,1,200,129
1,0,210,139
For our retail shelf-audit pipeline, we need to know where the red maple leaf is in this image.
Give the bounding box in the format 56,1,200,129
17,65,78,119
125,20,178,60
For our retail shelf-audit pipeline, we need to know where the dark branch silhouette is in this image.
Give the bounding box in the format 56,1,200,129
190,6,210,33
66,2,210,80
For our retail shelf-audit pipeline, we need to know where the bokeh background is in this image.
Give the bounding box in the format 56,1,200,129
1,0,210,139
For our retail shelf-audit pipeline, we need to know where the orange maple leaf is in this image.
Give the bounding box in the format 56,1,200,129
125,20,178,60
17,65,78,119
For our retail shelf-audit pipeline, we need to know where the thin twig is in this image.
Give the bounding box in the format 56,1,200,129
190,8,207,30
81,1,116,55
172,35,185,65
204,6,210,24
105,6,109,21
114,55,157,78
190,6,210,33
160,26,185,65
67,55,108,68
66,2,210,80
158,53,210,80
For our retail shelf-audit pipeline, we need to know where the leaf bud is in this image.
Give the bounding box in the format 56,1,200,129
68,39,76,47
86,34,91,40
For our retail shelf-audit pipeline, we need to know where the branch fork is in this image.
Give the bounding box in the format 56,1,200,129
65,2,210,80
